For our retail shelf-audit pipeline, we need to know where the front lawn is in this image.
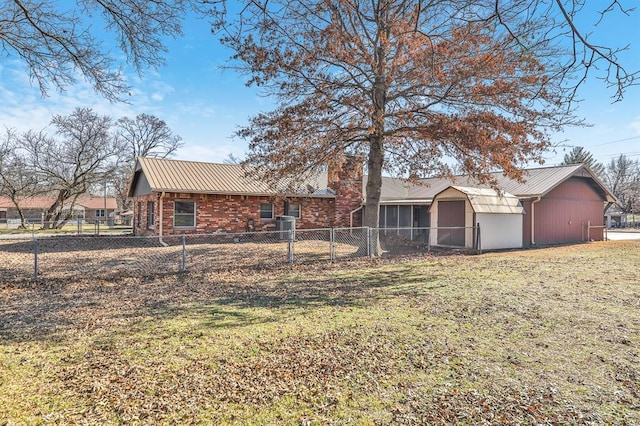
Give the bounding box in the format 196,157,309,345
1,241,639,424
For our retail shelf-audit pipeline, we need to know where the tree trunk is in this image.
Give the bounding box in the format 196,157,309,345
363,135,383,229
9,197,27,229
364,134,384,256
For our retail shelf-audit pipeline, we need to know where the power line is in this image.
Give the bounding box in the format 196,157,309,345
589,136,640,147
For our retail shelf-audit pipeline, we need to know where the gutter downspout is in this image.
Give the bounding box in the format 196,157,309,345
159,191,168,247
531,196,542,246
350,205,364,228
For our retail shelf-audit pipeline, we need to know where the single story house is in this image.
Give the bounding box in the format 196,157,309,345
128,157,615,248
127,157,363,236
0,195,118,224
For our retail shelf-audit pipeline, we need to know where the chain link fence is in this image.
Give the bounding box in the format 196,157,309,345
0,219,132,236
0,226,479,282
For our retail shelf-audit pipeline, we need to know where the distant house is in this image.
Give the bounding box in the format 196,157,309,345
128,157,615,248
0,195,118,224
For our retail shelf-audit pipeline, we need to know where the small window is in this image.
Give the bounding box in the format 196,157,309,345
174,201,195,228
287,203,301,219
95,209,106,218
147,201,155,229
260,203,274,220
137,202,142,227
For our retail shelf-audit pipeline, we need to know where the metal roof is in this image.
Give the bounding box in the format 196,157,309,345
374,164,616,203
131,157,334,197
0,196,117,210
449,186,524,214
129,158,614,204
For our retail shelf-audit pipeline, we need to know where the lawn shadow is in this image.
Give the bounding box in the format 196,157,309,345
0,260,444,344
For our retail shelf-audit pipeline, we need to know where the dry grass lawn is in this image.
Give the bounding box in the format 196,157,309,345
1,240,639,424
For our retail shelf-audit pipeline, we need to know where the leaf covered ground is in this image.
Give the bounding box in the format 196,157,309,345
1,241,639,424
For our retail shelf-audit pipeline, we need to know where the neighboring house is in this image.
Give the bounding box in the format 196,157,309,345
0,196,118,223
128,157,615,248
605,210,628,228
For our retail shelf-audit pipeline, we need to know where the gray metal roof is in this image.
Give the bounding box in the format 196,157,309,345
374,164,616,203
130,157,333,197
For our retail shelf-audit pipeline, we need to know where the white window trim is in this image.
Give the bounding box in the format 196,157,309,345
260,203,274,220
287,203,301,219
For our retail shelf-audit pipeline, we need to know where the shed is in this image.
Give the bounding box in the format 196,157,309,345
429,186,524,250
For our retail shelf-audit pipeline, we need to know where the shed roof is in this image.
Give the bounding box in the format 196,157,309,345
448,186,524,214
129,157,334,198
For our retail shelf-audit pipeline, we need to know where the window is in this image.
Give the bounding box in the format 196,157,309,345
147,201,155,229
287,203,301,219
137,202,142,227
174,201,195,228
260,203,274,220
95,209,106,218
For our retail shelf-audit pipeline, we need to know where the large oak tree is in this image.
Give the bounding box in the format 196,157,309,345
215,0,634,229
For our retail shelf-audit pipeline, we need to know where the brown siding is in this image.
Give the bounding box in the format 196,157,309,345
521,199,533,247
437,200,465,246
532,177,605,245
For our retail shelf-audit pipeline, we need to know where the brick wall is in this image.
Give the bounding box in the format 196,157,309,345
328,157,364,227
132,193,160,236
131,159,365,235
133,192,341,235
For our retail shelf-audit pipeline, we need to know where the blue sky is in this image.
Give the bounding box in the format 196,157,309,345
0,3,638,169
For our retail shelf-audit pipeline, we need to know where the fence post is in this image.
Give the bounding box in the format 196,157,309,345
587,220,591,241
181,236,187,272
287,229,294,264
330,228,335,262
476,223,482,254
33,237,39,281
366,227,371,258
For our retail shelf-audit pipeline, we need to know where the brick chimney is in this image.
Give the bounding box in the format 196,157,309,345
327,156,364,227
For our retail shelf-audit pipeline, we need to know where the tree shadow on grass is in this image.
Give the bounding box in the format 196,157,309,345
0,261,443,344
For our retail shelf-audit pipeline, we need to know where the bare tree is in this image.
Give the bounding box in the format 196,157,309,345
113,113,183,209
22,107,120,228
0,128,40,228
603,154,640,213
0,0,206,101
116,114,183,161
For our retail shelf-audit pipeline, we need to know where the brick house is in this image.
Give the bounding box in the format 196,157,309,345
129,157,615,248
127,157,364,236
